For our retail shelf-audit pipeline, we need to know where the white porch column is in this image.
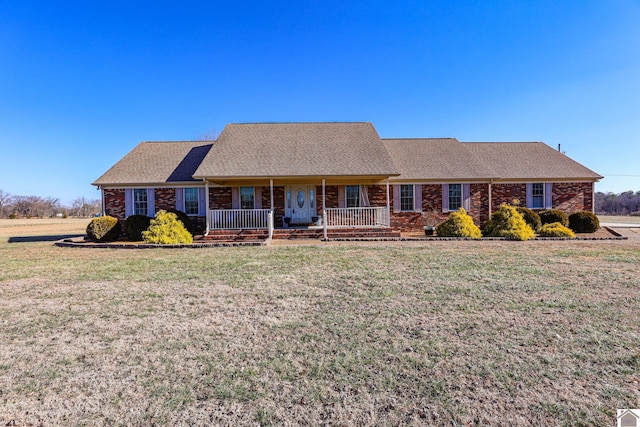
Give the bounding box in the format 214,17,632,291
322,179,327,240
385,179,390,227
270,179,274,212
204,179,210,235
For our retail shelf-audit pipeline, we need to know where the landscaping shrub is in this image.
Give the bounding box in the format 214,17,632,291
166,208,193,234
435,208,482,238
483,204,535,241
124,214,152,241
516,207,542,232
568,210,600,233
538,222,575,238
86,215,121,241
143,210,193,244
539,209,569,227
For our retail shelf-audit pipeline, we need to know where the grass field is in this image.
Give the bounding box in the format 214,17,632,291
1,219,639,426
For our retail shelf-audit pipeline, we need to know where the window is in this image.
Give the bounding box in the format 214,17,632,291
346,185,360,208
531,183,544,209
184,188,199,215
133,189,148,215
240,187,255,209
400,185,414,211
448,184,462,211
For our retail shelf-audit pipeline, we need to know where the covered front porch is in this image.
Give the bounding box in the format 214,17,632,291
202,177,394,240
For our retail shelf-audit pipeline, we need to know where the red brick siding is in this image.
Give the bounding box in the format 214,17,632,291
103,189,125,220
209,187,232,210
154,188,175,212
553,182,593,213
491,184,526,213
315,185,340,209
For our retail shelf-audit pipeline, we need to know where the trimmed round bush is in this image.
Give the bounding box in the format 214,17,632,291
568,210,600,233
539,209,569,227
483,204,535,241
435,208,482,238
124,214,152,241
538,222,575,238
86,215,121,241
143,210,193,244
165,208,193,234
516,207,542,232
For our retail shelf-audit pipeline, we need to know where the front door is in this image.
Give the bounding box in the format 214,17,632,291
288,185,314,224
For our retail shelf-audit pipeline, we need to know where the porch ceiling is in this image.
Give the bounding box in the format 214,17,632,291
205,175,392,187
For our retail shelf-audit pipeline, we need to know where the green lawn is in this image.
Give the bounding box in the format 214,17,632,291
0,221,639,426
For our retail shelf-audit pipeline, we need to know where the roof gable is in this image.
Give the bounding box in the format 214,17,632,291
193,122,399,178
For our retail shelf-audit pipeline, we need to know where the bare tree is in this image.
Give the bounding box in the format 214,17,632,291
0,190,11,217
70,196,101,217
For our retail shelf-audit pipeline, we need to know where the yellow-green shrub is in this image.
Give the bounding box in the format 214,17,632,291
483,204,535,241
142,210,193,244
538,222,575,238
435,208,482,238
86,215,121,241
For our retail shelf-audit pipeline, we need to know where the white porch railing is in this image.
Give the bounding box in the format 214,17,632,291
324,207,390,228
209,209,271,229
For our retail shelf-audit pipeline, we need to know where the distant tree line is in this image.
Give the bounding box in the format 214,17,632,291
0,189,101,218
595,191,640,215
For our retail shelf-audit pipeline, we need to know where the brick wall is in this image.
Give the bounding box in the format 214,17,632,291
104,189,125,220
155,188,175,211
491,184,526,213
209,187,232,209
553,182,593,212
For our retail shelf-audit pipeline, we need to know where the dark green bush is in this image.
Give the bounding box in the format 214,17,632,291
516,207,542,232
166,209,192,234
538,222,575,238
86,215,121,241
435,208,482,238
124,215,152,241
483,204,535,241
568,211,600,233
539,209,569,227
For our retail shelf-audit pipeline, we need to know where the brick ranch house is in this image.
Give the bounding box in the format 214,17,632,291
93,122,602,237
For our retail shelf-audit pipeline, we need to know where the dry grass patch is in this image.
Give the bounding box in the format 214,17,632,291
0,221,639,425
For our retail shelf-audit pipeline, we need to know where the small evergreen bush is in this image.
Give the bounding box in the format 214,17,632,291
124,214,152,241
538,222,575,238
435,208,482,238
143,210,193,244
166,208,193,234
539,209,569,227
86,215,121,241
568,211,600,233
483,204,535,241
516,207,542,232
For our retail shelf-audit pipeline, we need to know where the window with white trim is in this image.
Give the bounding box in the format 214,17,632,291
346,185,360,208
240,187,255,209
400,185,414,211
133,189,148,216
448,184,462,211
531,183,544,209
184,188,199,215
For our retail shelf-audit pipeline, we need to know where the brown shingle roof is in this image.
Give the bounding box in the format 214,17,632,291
92,141,213,186
383,138,497,181
462,142,603,180
193,122,399,178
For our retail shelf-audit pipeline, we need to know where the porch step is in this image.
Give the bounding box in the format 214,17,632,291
199,227,400,242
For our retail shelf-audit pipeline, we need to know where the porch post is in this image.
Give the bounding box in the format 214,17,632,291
322,179,327,240
385,179,390,227
204,179,210,236
270,179,274,219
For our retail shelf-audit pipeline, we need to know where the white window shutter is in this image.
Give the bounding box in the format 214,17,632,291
147,189,155,217
175,188,184,211
198,187,206,216
442,184,449,212
545,183,553,209
338,186,346,209
463,184,471,211
232,187,239,209
414,184,422,212
124,189,133,217
525,183,533,208
392,185,400,213
255,187,262,209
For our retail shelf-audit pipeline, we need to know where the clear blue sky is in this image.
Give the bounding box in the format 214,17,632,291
1,1,639,205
